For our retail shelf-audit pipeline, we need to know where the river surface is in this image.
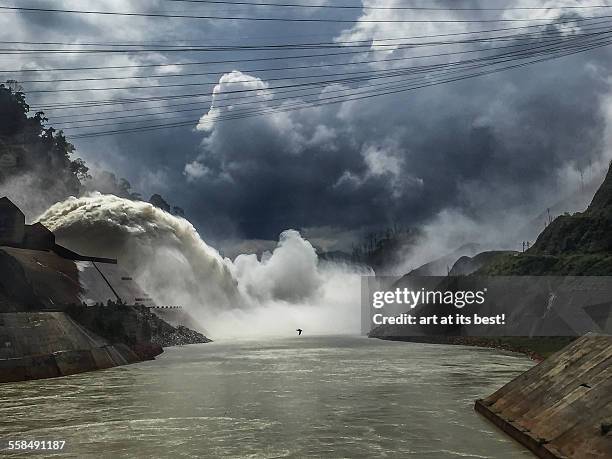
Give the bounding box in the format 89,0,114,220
0,336,536,458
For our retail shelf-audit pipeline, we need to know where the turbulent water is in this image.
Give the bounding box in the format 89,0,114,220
37,193,367,337
38,193,239,311
0,337,534,458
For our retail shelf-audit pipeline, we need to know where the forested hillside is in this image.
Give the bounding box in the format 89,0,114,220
480,163,612,275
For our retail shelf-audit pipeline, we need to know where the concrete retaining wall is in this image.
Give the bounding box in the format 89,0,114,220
0,312,141,383
475,334,612,458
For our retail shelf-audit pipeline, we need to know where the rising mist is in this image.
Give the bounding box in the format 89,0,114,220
38,193,369,338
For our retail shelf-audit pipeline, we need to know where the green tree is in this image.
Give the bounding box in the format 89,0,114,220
0,81,89,195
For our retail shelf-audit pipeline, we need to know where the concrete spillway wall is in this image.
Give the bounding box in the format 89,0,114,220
475,334,612,458
0,246,157,311
0,312,140,383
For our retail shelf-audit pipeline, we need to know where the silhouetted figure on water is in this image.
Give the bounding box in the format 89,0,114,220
296,329,303,336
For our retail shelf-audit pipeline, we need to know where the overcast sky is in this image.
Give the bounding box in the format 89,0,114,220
5,0,612,254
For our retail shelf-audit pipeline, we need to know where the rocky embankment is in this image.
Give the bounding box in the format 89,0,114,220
153,325,211,346
66,303,212,354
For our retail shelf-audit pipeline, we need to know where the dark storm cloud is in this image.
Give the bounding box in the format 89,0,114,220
184,46,611,241
4,0,612,248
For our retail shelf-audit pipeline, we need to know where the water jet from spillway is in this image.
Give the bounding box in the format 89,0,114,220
38,194,367,338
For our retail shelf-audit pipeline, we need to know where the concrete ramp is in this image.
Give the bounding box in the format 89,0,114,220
0,312,139,382
475,335,612,458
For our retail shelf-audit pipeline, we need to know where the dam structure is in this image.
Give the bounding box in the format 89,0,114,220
0,197,206,383
0,197,154,309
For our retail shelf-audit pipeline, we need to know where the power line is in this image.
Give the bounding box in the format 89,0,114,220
54,35,612,136
6,18,610,74
51,60,513,126
0,39,565,54
1,28,597,51
2,41,527,69
154,0,612,11
21,31,612,95
6,22,612,55
48,51,574,129
88,43,609,137
13,23,612,92
18,29,604,90
21,31,609,93
217,38,612,121
23,30,610,105
66,39,608,138
1,5,610,23
0,33,576,86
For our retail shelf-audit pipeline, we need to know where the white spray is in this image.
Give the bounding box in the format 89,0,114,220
38,193,368,338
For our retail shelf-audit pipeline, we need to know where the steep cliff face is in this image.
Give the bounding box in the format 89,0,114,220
587,163,612,213
480,163,612,275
